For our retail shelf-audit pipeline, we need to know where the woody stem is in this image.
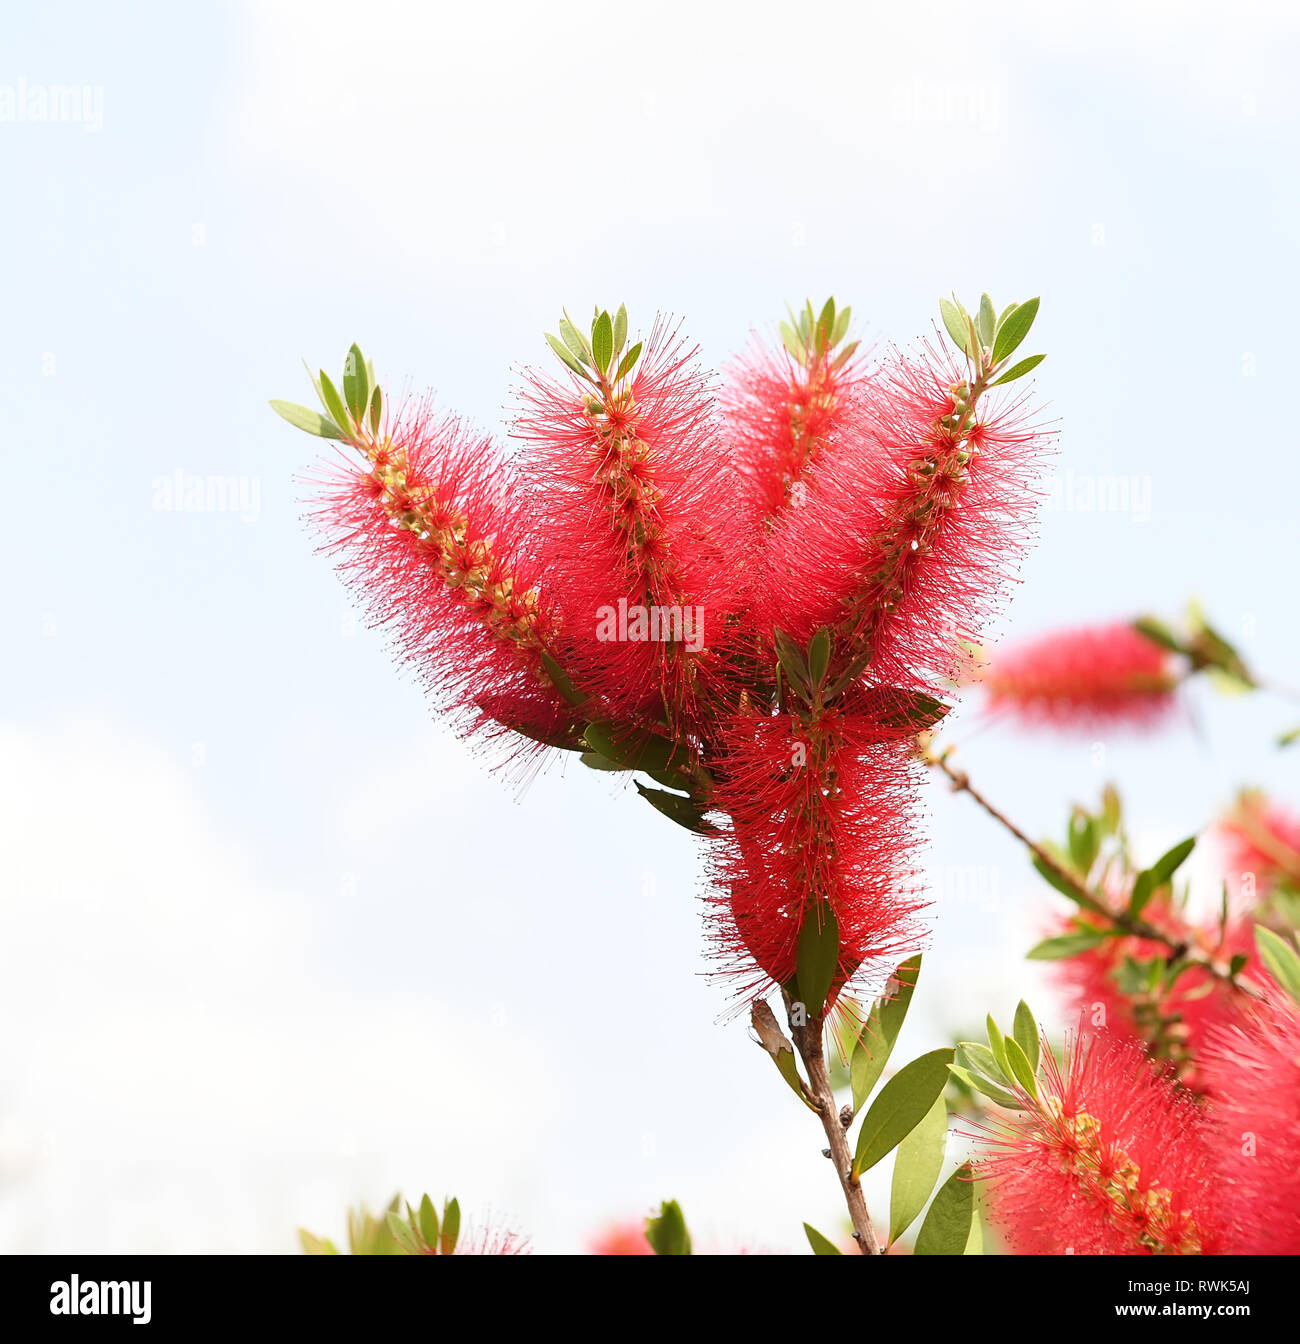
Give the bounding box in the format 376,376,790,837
788,1004,882,1255
918,740,1258,994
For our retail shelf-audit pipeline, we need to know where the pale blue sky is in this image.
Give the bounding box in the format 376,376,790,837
2,0,1297,1253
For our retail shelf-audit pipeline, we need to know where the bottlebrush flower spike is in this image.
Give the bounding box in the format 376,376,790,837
586,1220,654,1255
514,310,749,733
1217,789,1300,898
1202,993,1300,1253
757,318,1049,706
973,1029,1223,1255
721,297,866,523
709,707,924,1011
308,392,583,749
980,621,1181,731
279,347,589,757
1049,896,1257,1090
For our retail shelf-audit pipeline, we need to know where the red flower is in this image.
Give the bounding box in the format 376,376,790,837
709,708,924,1008
586,1220,655,1255
981,622,1179,731
1050,896,1258,1090
974,1030,1223,1255
754,342,1048,700
1216,790,1300,898
513,320,749,732
721,328,869,523
308,397,580,751
1202,994,1300,1253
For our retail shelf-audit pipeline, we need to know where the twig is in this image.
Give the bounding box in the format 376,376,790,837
918,739,1258,994
786,998,882,1255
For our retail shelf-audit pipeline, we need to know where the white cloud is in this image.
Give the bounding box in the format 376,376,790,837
0,720,554,1252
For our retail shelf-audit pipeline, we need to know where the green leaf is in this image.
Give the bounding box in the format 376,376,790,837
592,310,614,374
1012,1001,1040,1074
645,1200,691,1255
831,339,860,371
1133,616,1185,654
888,1093,947,1243
964,1204,984,1255
368,384,382,435
1255,925,1300,1004
558,316,590,363
853,1048,954,1176
1030,853,1100,912
633,781,717,835
580,750,626,772
816,297,836,351
773,627,812,694
1068,812,1099,875
939,297,972,354
385,1212,418,1254
990,353,1045,386
269,400,348,440
948,1064,1021,1110
850,955,921,1111
803,1223,842,1255
613,304,628,358
874,688,951,733
794,904,840,1016
418,1194,439,1249
545,332,590,381
955,1041,1006,1083
976,293,995,349
832,304,851,346
1027,929,1107,960
1002,1037,1038,1098
991,296,1039,364
344,343,369,421
583,722,681,776
1278,725,1300,748
439,1197,460,1256
913,1164,975,1255
298,1230,340,1255
985,1015,1010,1076
1131,836,1196,917
780,320,806,363
807,627,832,688
318,372,351,432
615,341,642,383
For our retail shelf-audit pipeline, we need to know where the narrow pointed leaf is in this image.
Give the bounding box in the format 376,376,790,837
888,1093,947,1243
853,1048,954,1176
914,1164,975,1255
270,400,348,440
991,296,1040,364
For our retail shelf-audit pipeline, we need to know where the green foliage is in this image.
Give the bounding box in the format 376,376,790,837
913,1164,975,1255
645,1200,692,1255
803,1223,842,1255
850,955,922,1113
852,1048,954,1177
888,1092,947,1243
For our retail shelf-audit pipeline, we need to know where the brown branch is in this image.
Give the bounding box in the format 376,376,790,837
918,739,1258,994
786,1000,882,1255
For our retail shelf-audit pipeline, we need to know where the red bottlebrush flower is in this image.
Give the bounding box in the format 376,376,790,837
755,341,1049,701
513,320,749,732
1216,790,1300,899
1202,994,1300,1253
980,622,1180,731
444,1226,530,1255
721,325,869,523
308,396,582,751
1050,897,1257,1091
974,1029,1224,1255
586,1220,654,1255
709,708,924,1009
